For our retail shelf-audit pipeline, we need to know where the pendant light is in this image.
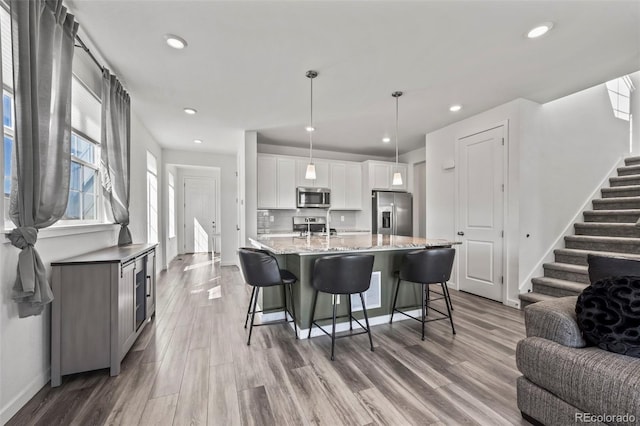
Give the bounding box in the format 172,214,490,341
392,91,403,186
305,70,318,180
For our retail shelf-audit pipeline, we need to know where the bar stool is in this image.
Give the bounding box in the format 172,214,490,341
390,248,456,340
238,248,298,345
308,254,375,360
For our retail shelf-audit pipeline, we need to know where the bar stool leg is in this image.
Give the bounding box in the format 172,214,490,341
347,294,353,331
331,294,338,361
247,287,260,345
288,283,298,339
308,290,319,339
359,293,374,352
421,284,426,341
442,282,456,335
389,277,401,324
443,281,454,311
244,286,257,329
425,284,430,317
281,283,287,321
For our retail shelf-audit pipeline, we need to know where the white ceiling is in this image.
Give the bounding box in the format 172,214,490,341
66,0,640,157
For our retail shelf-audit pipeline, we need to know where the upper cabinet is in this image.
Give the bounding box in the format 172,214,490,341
331,163,362,210
365,160,408,191
257,155,296,209
258,153,363,210
296,159,329,189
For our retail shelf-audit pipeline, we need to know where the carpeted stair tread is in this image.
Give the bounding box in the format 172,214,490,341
532,276,589,292
574,222,640,238
601,185,640,198
542,262,589,284
610,175,640,187
554,248,640,266
592,197,640,209
617,165,640,176
625,156,640,166
518,292,557,306
583,209,640,223
565,235,640,254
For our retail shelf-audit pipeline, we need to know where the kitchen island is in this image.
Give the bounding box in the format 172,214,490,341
248,234,459,337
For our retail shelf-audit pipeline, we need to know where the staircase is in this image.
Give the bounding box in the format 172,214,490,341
519,156,640,308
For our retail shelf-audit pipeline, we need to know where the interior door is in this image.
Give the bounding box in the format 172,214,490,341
184,177,217,253
457,126,504,301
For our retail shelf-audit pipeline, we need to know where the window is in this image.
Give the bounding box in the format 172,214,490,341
168,172,175,238
147,151,158,243
606,75,634,121
64,133,99,220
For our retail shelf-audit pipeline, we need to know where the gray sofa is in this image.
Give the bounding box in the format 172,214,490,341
516,296,640,426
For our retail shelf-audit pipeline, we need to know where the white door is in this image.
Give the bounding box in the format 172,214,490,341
184,177,217,253
457,126,504,301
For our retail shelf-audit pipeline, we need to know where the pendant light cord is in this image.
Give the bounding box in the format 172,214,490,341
309,75,313,163
395,94,399,170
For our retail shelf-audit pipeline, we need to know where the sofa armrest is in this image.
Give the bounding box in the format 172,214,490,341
524,296,587,348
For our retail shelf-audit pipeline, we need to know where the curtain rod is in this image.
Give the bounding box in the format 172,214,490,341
74,34,104,72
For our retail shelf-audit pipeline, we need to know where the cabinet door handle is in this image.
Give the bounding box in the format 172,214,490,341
146,276,151,297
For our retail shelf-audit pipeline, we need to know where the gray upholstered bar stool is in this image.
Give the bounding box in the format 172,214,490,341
308,254,375,360
238,248,298,345
390,248,456,340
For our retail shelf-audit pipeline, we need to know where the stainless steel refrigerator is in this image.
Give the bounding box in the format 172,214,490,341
371,191,413,236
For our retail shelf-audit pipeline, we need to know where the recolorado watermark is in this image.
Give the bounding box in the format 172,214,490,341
575,413,636,423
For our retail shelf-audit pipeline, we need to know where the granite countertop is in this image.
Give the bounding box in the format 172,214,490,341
249,234,459,255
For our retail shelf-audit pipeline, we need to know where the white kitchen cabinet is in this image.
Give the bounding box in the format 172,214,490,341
276,158,297,209
257,155,297,209
257,155,278,208
330,163,346,209
344,163,362,209
367,161,408,191
296,159,330,189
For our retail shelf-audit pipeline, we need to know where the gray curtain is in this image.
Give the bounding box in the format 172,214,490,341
101,69,131,245
8,0,78,318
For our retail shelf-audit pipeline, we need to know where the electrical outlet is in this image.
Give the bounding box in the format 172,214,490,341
341,215,345,222
269,216,274,222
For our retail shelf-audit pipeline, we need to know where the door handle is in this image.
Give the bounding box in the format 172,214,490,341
457,231,465,236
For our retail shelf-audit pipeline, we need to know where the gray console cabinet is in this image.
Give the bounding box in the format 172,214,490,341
51,243,157,387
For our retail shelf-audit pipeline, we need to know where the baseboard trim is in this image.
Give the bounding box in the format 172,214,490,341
0,368,50,425
263,309,423,340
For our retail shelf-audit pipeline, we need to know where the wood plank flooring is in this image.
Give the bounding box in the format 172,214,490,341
8,254,530,426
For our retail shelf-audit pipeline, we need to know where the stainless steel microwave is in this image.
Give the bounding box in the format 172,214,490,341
297,187,331,208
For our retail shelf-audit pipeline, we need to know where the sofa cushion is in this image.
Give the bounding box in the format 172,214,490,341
524,296,586,348
576,276,640,358
516,337,640,421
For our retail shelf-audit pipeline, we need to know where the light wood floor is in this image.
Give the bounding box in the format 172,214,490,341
8,254,530,426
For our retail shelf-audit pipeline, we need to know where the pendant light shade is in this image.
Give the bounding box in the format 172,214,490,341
392,91,403,186
305,70,318,180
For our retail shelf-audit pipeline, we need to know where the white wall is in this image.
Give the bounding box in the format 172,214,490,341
631,72,640,154
242,132,258,247
426,82,629,307
163,149,241,266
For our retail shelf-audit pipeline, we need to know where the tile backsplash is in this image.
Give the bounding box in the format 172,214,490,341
257,209,358,234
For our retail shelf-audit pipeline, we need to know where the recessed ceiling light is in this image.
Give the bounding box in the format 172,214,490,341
194,139,202,144
165,34,187,49
527,22,553,39
184,107,197,115
449,105,462,112
382,137,391,143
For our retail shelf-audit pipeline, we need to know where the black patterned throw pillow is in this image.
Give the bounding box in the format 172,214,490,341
575,276,640,358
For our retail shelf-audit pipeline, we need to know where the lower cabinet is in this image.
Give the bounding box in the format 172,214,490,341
51,243,157,387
